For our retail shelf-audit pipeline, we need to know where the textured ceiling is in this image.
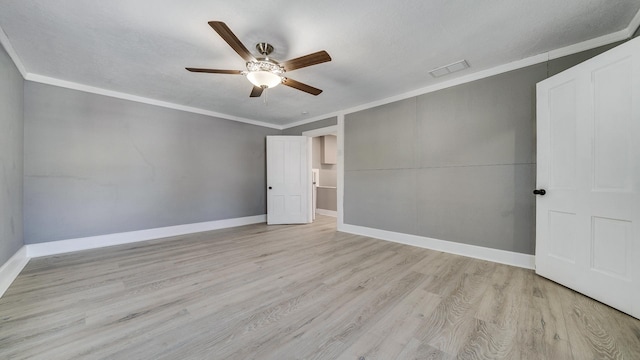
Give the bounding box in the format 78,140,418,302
1,1,639,127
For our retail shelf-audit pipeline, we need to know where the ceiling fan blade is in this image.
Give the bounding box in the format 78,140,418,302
250,86,264,97
208,21,254,62
281,51,331,72
185,68,243,74
282,78,323,96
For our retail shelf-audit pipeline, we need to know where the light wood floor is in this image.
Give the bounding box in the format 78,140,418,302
1,216,639,359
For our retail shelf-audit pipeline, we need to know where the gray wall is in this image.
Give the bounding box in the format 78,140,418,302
345,66,543,254
0,43,24,264
344,43,620,255
6,37,631,252
317,187,337,211
24,82,279,244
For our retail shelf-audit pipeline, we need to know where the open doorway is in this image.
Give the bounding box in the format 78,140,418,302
302,126,338,223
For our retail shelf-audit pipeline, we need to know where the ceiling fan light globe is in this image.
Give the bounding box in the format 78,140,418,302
247,71,282,88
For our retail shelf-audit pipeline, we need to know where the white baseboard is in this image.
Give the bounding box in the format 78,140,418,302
26,215,266,258
338,223,535,269
316,209,337,217
0,246,29,297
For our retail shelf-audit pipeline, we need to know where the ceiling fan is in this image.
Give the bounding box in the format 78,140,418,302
186,21,332,98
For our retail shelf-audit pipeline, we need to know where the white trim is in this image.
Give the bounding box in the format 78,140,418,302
0,27,280,130
301,125,337,137
24,74,282,130
315,209,337,217
281,37,611,130
284,115,339,130
307,136,313,223
26,215,266,258
284,45,539,127
627,8,640,38
340,54,549,119
337,115,345,228
548,29,629,60
2,10,640,131
302,124,341,225
0,246,29,298
339,223,535,269
0,26,27,77
282,54,549,128
283,13,640,129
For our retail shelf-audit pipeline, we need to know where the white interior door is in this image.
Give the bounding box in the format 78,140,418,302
267,136,310,225
536,37,640,319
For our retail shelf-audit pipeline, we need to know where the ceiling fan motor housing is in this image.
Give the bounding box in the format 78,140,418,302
256,42,274,56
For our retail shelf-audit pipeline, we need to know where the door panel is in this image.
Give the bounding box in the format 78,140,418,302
591,216,632,280
536,37,640,319
593,57,633,191
266,136,310,225
549,80,577,190
547,210,576,263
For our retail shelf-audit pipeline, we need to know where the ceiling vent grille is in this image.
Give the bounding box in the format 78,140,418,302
429,60,470,78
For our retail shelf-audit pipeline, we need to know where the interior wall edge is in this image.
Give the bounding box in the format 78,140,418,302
337,114,345,228
338,223,535,270
0,246,29,298
0,31,25,269
25,214,266,258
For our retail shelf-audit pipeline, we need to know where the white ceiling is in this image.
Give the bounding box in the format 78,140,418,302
1,1,639,128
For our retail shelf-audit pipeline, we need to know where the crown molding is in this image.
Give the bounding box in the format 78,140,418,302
283,7,640,128
330,53,549,121
548,27,630,60
282,115,339,130
4,7,640,132
0,23,281,130
24,73,282,130
281,33,615,129
301,125,337,137
0,26,27,77
627,6,640,38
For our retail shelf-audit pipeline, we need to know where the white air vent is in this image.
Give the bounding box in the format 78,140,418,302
429,60,470,78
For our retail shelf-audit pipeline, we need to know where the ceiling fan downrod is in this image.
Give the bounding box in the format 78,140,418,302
256,43,274,58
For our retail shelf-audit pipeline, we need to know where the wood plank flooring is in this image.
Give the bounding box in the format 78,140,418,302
1,215,639,359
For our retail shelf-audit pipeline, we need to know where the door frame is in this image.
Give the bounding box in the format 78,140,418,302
302,125,339,222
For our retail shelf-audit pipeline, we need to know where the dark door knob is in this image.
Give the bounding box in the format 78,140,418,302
533,189,546,196
268,186,272,190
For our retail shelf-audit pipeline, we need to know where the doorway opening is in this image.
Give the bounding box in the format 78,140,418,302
302,126,338,223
